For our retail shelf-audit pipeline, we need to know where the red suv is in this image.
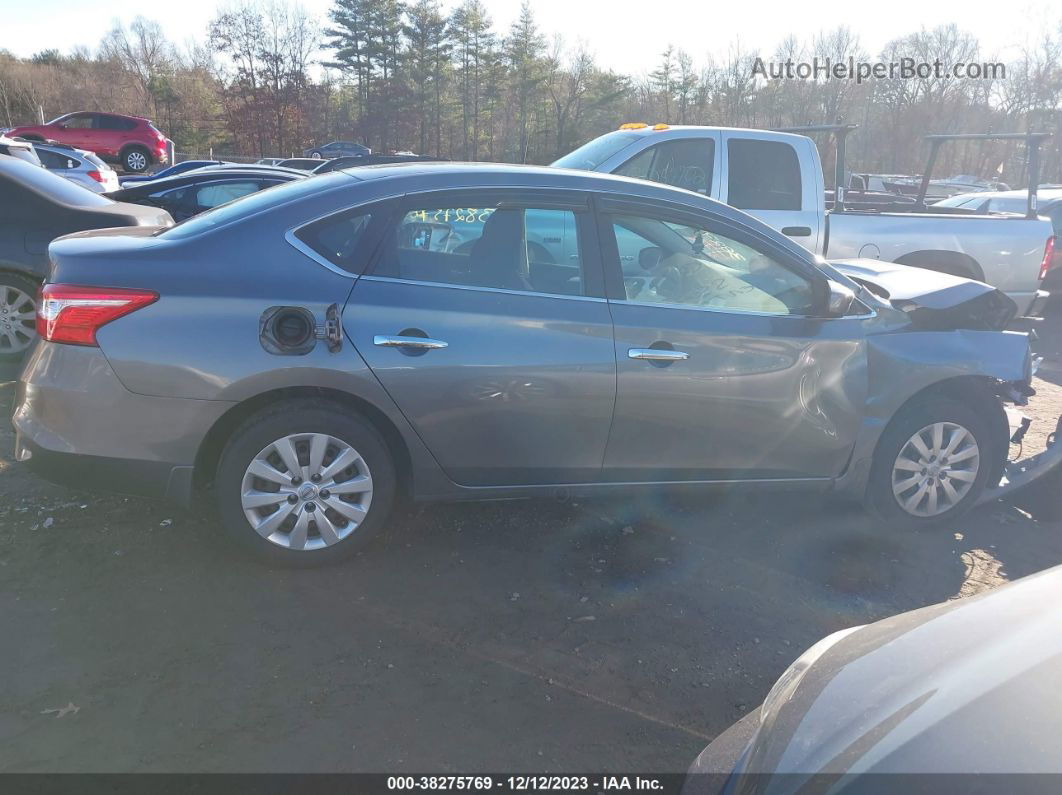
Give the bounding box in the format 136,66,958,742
8,112,168,173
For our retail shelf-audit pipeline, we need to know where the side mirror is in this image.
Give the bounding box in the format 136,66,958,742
826,281,856,317
638,246,664,270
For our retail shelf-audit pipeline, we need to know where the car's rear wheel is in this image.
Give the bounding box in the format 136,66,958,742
215,401,396,566
122,146,151,173
866,395,996,529
0,273,39,361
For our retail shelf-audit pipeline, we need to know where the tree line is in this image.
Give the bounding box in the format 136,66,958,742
0,1,1060,183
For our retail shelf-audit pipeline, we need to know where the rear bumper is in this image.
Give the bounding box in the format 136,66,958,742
12,342,229,507
15,434,193,504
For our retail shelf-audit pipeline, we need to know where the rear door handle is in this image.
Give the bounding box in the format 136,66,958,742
628,348,689,362
781,226,812,237
374,335,448,350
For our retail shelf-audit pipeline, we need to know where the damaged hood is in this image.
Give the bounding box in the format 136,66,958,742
828,257,1018,330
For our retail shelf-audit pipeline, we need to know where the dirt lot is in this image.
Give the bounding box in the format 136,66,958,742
3,313,1062,773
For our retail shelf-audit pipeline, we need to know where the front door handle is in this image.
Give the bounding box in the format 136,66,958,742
781,226,812,237
628,348,689,362
374,335,448,350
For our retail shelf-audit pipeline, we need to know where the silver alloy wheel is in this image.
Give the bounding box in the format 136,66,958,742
311,151,322,159
240,432,373,550
126,150,147,171
891,421,980,517
0,284,37,354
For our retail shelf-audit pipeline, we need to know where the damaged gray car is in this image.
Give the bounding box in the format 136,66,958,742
12,164,1055,565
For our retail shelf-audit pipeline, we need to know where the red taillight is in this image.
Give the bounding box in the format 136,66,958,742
87,169,103,183
36,285,158,346
1041,236,1056,281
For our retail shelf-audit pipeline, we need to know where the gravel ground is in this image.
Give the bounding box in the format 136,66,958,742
2,312,1062,773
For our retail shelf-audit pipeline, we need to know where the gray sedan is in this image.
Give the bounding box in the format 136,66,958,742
13,164,1039,564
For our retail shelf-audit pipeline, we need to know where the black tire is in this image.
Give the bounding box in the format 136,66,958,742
215,400,397,566
310,150,323,159
865,395,998,530
121,145,151,173
0,272,40,362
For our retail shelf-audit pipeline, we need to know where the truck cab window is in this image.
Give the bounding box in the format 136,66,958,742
727,139,802,211
615,139,714,195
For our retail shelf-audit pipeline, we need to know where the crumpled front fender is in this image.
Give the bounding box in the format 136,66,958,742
834,328,1030,499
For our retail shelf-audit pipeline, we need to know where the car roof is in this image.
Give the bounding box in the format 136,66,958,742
336,161,764,225
110,168,302,196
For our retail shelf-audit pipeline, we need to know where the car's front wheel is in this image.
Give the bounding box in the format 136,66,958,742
215,400,396,565
866,395,997,528
0,273,39,362
310,150,323,159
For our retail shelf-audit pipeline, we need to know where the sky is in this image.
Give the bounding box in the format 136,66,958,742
1,0,1059,75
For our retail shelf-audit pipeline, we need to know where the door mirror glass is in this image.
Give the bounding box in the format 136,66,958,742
826,281,857,317
638,246,664,270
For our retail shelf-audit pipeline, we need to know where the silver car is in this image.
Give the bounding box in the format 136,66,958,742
12,164,1042,565
33,141,121,193
686,564,1062,789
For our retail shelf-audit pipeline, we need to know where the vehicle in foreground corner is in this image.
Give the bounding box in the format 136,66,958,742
684,564,1062,793
7,111,169,173
32,141,120,193
12,163,1051,565
105,167,302,221
0,155,172,360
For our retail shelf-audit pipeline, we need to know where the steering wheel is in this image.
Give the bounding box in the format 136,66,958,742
649,265,685,301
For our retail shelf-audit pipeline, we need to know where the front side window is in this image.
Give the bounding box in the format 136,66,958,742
727,139,802,211
60,114,94,130
610,213,814,315
614,139,714,195
372,201,586,296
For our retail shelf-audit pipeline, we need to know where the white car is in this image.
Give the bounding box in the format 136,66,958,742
33,141,120,193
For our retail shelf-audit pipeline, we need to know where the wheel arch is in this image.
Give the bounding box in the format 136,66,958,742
894,250,985,282
872,374,1009,491
193,386,414,497
118,142,153,163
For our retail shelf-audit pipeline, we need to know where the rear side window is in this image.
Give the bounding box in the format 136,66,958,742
727,139,802,211
614,139,714,195
372,200,587,296
195,181,261,209
37,149,78,169
97,115,137,131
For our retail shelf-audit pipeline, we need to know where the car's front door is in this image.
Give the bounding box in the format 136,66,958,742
54,113,97,151
598,197,868,482
341,189,617,487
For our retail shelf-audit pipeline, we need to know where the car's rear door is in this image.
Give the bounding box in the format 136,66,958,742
340,188,617,487
597,195,868,483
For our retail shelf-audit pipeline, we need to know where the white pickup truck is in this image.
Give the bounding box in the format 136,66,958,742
553,125,1055,315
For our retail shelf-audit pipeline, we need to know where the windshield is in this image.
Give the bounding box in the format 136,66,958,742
551,131,641,170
